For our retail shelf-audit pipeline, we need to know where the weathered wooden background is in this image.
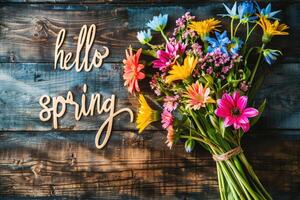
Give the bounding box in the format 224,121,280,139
0,0,300,199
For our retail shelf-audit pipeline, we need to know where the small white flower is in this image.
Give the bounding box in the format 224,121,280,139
137,29,152,44
147,14,168,31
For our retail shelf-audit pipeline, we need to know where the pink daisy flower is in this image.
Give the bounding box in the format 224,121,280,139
163,95,179,111
161,109,174,129
215,91,259,132
153,42,186,72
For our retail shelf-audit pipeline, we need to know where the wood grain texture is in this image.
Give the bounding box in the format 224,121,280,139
0,62,137,131
0,131,299,199
2,0,300,4
0,62,299,131
0,1,300,199
0,3,299,63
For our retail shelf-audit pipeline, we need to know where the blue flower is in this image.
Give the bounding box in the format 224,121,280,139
256,3,281,20
219,2,239,19
137,29,152,44
238,1,257,23
147,14,168,31
229,37,243,55
185,139,195,153
207,31,231,54
263,49,282,65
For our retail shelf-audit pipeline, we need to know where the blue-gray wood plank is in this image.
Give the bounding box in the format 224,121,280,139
0,62,299,130
0,3,299,63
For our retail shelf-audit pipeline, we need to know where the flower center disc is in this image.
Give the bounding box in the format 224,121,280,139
231,107,241,116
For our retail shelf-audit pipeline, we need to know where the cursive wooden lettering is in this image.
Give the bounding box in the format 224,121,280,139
39,84,134,149
54,24,110,72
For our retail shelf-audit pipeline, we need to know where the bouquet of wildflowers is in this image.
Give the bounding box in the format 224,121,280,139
123,1,288,199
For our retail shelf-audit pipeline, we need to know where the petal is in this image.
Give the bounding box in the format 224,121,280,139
137,72,145,79
241,123,250,132
215,108,230,118
222,93,235,107
232,91,240,102
243,108,259,118
224,116,234,127
233,122,240,130
237,116,249,124
237,96,248,110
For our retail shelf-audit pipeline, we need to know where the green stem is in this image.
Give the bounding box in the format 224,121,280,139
145,42,156,49
234,21,242,36
244,47,256,67
249,43,265,86
219,162,245,200
226,160,253,200
217,163,226,200
246,22,249,39
239,153,272,200
245,23,258,43
160,29,169,42
230,18,234,39
189,110,207,137
226,160,262,200
180,135,217,150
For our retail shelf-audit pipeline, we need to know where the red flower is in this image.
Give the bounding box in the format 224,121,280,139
123,48,145,94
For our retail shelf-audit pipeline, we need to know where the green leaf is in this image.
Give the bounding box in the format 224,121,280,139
142,49,157,58
248,74,265,103
250,98,267,126
209,115,219,130
244,66,251,80
203,74,214,85
219,119,225,138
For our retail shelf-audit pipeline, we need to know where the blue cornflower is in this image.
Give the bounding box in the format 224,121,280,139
256,3,281,20
207,31,231,54
219,2,239,19
229,37,243,55
185,139,195,153
147,14,168,31
263,49,282,65
238,1,257,23
137,29,152,44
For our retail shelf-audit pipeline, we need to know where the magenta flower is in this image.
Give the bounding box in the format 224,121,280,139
153,42,186,72
161,109,174,129
215,91,259,132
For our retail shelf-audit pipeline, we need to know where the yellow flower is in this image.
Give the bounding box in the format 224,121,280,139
188,18,221,40
166,56,198,84
257,16,289,43
136,94,159,133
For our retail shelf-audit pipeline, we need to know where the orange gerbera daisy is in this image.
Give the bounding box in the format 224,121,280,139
165,125,175,149
123,48,145,94
188,18,221,40
257,16,289,43
185,81,215,110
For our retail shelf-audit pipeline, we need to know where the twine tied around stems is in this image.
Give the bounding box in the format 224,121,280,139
212,146,243,162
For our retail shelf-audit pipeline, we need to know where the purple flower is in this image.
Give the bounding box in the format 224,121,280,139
153,42,186,72
191,43,203,57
